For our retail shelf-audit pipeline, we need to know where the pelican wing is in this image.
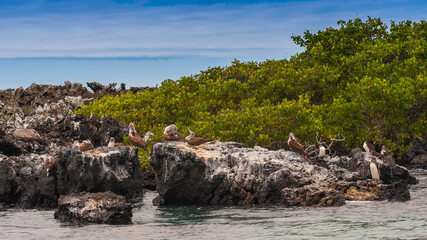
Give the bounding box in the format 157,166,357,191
288,139,306,156
13,129,41,140
187,137,213,146
79,143,94,152
163,133,185,141
128,133,147,150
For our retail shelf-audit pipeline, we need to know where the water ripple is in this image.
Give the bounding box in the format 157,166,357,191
2,170,427,239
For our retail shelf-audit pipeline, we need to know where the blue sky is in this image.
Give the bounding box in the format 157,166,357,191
0,0,425,89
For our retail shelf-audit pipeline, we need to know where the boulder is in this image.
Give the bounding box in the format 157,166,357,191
403,135,427,166
149,141,415,207
56,146,144,199
54,191,132,224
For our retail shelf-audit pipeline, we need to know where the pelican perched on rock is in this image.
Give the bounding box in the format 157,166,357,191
79,140,95,152
128,123,154,153
381,145,395,167
44,156,56,177
12,125,42,141
287,132,312,164
108,137,125,147
370,157,380,180
318,143,326,157
163,124,185,142
185,128,214,146
363,141,381,158
71,140,81,149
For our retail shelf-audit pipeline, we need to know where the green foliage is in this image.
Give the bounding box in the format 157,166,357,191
76,17,426,162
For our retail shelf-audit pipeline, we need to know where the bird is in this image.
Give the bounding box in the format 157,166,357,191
370,157,380,180
108,137,125,147
79,140,95,152
185,128,196,142
12,125,42,141
44,156,56,177
185,128,214,146
163,124,185,141
128,123,154,153
381,145,396,167
318,143,326,157
287,132,312,164
71,140,81,149
363,141,382,158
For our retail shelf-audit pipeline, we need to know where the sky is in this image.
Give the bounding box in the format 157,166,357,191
0,0,425,90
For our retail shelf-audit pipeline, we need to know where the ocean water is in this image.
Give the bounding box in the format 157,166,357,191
2,169,427,240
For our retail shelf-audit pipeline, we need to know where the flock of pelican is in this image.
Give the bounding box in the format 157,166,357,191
8,122,395,180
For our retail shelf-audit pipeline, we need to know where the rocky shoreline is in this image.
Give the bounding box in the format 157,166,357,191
0,82,426,224
149,141,416,207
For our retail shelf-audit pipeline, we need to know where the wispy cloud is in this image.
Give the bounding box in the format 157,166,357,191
0,0,425,59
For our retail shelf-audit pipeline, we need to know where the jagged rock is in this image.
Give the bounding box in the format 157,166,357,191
149,141,415,207
0,153,57,208
140,171,156,191
54,191,132,224
403,135,427,166
410,154,427,168
0,145,146,209
54,114,128,147
56,146,144,199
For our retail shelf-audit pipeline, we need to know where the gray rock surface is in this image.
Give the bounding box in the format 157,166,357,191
149,141,415,207
0,145,146,209
54,191,132,224
0,153,57,208
57,146,145,199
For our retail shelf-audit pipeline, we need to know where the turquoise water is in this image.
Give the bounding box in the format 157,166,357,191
2,169,427,240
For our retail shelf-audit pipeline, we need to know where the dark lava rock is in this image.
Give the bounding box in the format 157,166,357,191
149,141,416,207
0,154,57,208
56,146,144,199
54,191,132,225
403,135,427,166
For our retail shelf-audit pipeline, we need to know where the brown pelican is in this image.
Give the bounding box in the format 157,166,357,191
318,143,326,157
287,132,312,164
185,128,213,146
370,157,380,180
128,123,154,153
71,140,81,149
44,156,56,177
381,145,395,167
163,124,185,141
108,137,125,147
12,125,42,141
79,140,95,152
363,141,382,158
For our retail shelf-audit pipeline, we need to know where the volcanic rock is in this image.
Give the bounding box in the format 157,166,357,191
56,146,144,199
149,141,415,207
54,191,132,224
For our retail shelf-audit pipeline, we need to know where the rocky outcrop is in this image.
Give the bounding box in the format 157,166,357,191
57,147,144,199
54,191,132,225
0,153,57,208
0,145,145,209
149,141,415,207
407,136,427,168
0,81,151,138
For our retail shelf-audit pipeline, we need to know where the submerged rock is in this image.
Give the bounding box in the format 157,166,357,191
54,191,132,224
56,146,144,199
149,141,415,207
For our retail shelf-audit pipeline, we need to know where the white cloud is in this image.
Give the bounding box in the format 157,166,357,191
0,1,424,58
